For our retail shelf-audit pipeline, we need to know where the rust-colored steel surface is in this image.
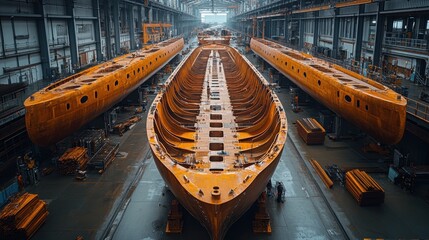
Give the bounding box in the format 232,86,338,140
24,38,184,146
251,38,406,144
147,44,287,240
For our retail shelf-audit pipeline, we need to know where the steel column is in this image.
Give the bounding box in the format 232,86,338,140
313,12,319,49
103,0,112,59
128,4,136,50
113,0,121,55
36,0,51,80
373,1,385,66
93,0,103,61
332,9,340,59
66,0,78,70
354,5,364,61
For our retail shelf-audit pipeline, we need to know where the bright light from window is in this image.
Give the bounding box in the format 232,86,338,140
200,11,227,23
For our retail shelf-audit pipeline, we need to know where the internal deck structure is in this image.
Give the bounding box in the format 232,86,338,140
147,44,287,239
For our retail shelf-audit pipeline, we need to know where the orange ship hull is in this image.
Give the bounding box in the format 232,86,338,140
251,38,406,144
147,44,287,239
24,38,184,146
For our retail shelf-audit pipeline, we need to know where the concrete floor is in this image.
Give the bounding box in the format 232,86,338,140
26,39,429,240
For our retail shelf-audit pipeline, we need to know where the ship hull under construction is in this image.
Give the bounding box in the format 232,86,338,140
147,44,287,239
251,38,406,145
24,38,184,147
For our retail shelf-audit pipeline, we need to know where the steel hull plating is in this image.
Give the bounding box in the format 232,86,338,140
251,38,406,144
24,38,184,146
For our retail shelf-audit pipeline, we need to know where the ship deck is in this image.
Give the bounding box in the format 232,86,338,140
25,39,429,240
255,38,389,94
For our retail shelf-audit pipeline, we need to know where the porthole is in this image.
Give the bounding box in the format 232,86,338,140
292,66,294,70
133,70,136,75
80,96,88,104
303,72,307,78
365,105,369,111
107,85,110,91
137,68,140,73
357,100,360,108
115,80,119,86
95,91,98,98
150,62,152,65
285,62,288,66
318,80,321,86
142,67,144,71
345,95,351,102
127,73,130,79
297,69,300,73
156,58,158,61
337,91,339,97
66,103,70,110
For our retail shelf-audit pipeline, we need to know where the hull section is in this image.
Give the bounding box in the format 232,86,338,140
147,44,287,239
250,38,406,144
24,38,184,146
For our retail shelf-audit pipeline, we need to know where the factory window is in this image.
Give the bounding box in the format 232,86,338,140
303,72,306,78
66,103,70,110
345,95,351,103
115,80,119,86
80,96,88,104
318,80,321,86
127,74,130,79
357,100,360,108
95,91,98,98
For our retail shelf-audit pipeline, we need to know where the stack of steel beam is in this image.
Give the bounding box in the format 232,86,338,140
88,142,119,173
57,147,89,175
0,193,48,239
73,129,105,156
296,118,326,145
345,169,385,206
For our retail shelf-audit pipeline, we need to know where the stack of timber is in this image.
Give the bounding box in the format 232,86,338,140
88,142,119,172
296,118,326,145
0,193,48,240
73,129,105,156
57,147,89,175
310,159,333,189
345,169,385,206
113,115,142,136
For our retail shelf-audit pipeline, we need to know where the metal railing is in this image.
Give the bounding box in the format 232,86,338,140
384,36,428,50
406,97,429,122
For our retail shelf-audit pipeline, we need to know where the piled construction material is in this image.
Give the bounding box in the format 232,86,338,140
0,193,48,240
296,118,326,145
345,169,385,206
88,142,119,172
73,129,105,156
57,147,89,175
310,159,333,189
113,115,142,136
